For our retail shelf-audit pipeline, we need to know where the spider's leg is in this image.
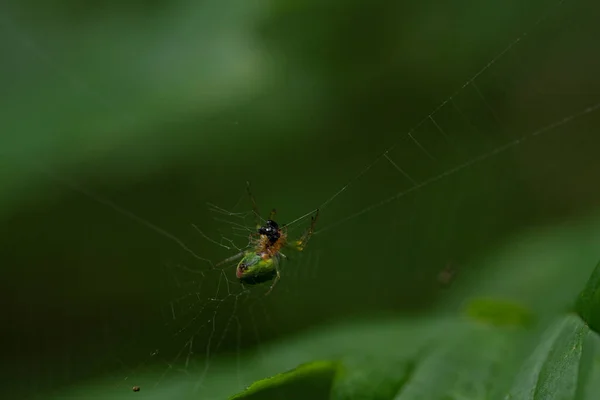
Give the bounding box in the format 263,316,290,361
293,209,320,251
265,268,281,296
214,251,245,269
246,181,262,229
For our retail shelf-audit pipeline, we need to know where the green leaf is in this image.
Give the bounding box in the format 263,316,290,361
392,322,527,400
576,260,600,334
229,360,340,400
330,356,416,400
575,331,600,400
224,316,530,400
506,314,589,400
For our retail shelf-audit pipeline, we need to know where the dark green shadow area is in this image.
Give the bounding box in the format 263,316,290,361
576,260,600,334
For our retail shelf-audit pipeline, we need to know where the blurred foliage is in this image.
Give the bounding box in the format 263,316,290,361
2,0,600,398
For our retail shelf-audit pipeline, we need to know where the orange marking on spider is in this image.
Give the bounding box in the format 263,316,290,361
224,182,319,294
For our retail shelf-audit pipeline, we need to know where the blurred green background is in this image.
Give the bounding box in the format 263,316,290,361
2,0,600,398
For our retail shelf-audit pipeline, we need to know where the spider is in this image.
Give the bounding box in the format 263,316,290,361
215,182,319,295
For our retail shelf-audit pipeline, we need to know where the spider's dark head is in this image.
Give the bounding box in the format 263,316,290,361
258,220,280,244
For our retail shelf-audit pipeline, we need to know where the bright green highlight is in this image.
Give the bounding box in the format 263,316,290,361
463,297,534,327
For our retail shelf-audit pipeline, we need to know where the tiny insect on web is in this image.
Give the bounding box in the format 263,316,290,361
213,182,319,295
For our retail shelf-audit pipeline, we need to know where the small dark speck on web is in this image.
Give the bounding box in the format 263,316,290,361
438,263,457,287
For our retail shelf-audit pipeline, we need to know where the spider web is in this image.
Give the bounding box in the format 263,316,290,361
3,0,600,398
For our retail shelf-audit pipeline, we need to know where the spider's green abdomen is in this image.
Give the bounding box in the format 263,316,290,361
236,251,278,285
